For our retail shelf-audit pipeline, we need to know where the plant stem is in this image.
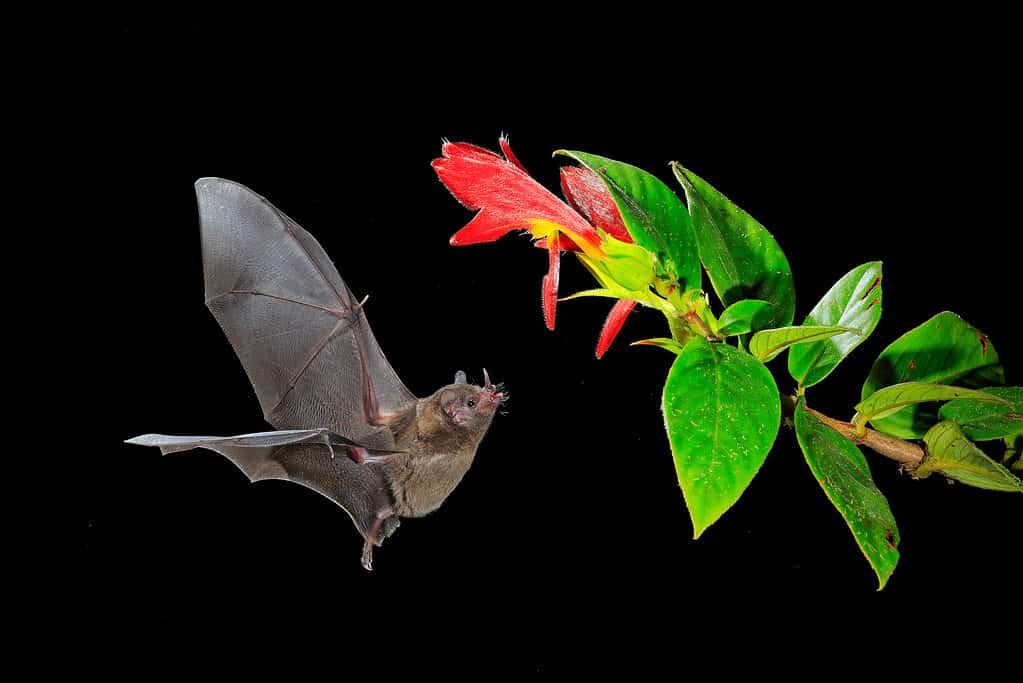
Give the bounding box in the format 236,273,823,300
682,311,720,341
779,394,924,470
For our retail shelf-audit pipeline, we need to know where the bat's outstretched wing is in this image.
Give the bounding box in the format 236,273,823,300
127,431,400,568
196,178,416,449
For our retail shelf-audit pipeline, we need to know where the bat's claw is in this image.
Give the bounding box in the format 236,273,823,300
323,434,337,459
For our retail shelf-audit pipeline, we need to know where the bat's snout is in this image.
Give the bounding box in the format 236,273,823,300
479,370,507,412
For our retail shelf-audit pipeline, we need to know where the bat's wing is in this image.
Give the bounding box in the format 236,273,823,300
196,178,416,449
127,431,400,568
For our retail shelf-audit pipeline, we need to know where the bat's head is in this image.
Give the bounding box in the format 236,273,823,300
439,369,507,432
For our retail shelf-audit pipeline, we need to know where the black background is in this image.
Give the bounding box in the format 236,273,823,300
65,20,1019,674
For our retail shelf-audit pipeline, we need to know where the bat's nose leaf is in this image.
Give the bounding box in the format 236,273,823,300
454,370,467,384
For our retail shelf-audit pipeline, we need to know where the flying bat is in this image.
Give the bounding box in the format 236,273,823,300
127,178,505,569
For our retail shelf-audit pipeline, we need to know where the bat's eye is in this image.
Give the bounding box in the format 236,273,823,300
466,398,477,408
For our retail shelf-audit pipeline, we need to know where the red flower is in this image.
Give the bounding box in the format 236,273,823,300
434,137,639,355
596,299,639,359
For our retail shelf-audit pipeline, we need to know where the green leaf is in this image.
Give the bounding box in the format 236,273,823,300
559,288,626,301
919,421,1023,493
662,337,781,538
938,387,1023,441
862,312,1004,438
749,325,851,363
631,337,686,355
671,164,795,329
788,261,883,388
853,383,1010,432
557,151,701,291
717,299,776,337
794,398,900,589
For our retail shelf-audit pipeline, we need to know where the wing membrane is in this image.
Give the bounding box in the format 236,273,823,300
196,178,416,447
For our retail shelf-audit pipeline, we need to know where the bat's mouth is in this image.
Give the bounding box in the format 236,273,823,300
482,384,507,404
480,368,507,411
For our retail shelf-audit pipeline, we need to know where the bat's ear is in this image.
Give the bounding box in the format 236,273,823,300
454,370,467,384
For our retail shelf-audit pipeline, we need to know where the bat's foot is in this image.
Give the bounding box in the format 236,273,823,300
361,541,375,571
360,506,396,571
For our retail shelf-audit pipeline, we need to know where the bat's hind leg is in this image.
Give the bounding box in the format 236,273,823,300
361,506,396,571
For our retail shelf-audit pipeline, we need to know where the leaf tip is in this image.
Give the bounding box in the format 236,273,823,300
874,565,896,591
688,506,720,541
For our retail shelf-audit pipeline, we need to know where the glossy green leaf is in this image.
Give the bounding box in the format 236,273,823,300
631,337,686,355
938,387,1023,441
853,383,1009,432
557,151,701,291
662,337,781,538
788,261,883,388
862,312,1004,439
671,164,795,329
749,326,851,363
794,398,899,589
717,299,776,337
919,421,1023,493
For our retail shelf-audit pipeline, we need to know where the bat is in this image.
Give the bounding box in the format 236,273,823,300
127,178,505,570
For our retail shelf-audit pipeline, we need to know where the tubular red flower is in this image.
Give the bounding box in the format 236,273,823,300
542,233,561,330
435,138,645,341
596,299,638,358
433,141,604,259
560,166,632,244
